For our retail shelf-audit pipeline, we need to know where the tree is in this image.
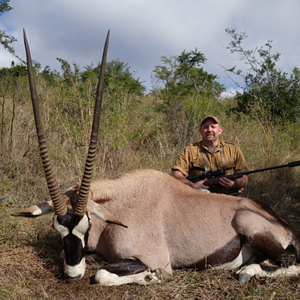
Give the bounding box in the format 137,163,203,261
152,49,224,97
152,49,225,146
53,58,145,126
224,28,300,122
0,61,27,78
0,0,11,14
0,0,24,63
81,59,145,107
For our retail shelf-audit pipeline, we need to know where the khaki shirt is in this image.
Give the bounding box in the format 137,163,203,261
172,141,248,192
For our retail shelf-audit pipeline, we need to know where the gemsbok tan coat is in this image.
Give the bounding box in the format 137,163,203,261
12,30,300,286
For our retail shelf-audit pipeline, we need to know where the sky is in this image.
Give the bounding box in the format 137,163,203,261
1,0,300,93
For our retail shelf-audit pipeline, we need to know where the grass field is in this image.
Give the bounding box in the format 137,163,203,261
1,75,300,299
2,214,300,299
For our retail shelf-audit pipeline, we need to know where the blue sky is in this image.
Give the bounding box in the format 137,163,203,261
1,0,300,93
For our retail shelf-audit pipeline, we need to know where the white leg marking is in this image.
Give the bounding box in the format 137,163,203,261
94,269,162,286
238,264,300,283
215,245,255,270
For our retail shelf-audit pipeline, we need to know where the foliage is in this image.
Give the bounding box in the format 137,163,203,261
224,28,300,122
152,49,225,146
51,58,146,160
40,65,60,86
0,61,27,78
0,0,15,51
58,58,145,103
152,48,224,97
81,59,145,105
0,0,12,14
0,0,25,63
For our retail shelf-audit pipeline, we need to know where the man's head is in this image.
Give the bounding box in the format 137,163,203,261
199,116,222,146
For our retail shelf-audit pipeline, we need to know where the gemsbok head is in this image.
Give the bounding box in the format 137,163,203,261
11,29,126,281
12,30,300,286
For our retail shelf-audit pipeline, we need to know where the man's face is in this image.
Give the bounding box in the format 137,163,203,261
199,119,223,144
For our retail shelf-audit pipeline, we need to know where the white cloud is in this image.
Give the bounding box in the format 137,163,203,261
220,87,243,99
1,0,300,92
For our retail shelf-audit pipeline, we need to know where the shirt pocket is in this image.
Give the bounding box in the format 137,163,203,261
225,160,236,175
190,157,205,174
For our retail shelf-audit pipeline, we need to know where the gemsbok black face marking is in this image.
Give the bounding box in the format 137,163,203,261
11,30,300,286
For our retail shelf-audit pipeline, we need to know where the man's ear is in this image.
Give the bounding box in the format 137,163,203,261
218,125,223,135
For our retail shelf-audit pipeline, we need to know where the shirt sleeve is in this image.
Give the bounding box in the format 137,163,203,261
234,146,248,173
171,146,193,176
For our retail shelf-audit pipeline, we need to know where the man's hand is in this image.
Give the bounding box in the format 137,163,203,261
217,175,248,191
193,178,209,190
171,170,209,191
218,177,236,189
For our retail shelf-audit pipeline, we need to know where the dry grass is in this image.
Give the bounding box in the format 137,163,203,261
1,79,300,299
2,213,300,300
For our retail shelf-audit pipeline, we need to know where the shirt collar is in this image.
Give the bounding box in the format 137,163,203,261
200,140,221,152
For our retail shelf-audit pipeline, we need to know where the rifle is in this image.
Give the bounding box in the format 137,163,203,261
186,160,300,187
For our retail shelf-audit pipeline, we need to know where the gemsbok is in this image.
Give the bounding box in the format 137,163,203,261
11,30,300,286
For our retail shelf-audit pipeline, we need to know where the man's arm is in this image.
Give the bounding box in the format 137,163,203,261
171,169,209,190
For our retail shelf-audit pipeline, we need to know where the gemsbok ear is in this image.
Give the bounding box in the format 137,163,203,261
11,201,54,218
87,201,128,228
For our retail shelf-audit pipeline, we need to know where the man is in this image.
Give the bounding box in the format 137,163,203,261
171,116,248,194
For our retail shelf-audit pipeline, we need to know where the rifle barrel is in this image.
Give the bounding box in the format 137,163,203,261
244,160,300,176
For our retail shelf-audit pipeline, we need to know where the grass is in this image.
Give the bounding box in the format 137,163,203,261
2,220,300,300
1,77,300,299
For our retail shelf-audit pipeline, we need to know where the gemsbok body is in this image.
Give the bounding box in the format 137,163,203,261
12,30,300,286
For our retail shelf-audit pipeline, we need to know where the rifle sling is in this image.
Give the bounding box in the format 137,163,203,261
202,142,227,173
